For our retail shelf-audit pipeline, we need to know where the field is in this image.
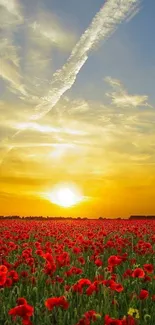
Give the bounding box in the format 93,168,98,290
1,219,155,325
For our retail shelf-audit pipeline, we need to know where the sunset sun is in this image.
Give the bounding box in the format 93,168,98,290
45,184,83,207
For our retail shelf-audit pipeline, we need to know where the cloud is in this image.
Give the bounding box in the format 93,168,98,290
29,12,77,52
25,49,52,73
0,0,23,22
0,58,27,96
109,92,148,108
105,76,150,108
104,76,122,88
0,38,20,67
12,121,88,136
0,0,23,30
30,0,140,120
0,38,28,97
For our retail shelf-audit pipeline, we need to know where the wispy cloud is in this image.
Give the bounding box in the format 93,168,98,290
109,92,148,108
105,76,122,88
0,0,23,25
0,58,27,95
0,38,20,67
0,38,27,96
13,121,88,136
105,76,150,108
29,12,77,52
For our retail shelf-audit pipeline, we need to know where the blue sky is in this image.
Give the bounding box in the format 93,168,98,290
7,0,154,104
1,0,155,102
0,0,155,217
33,0,155,102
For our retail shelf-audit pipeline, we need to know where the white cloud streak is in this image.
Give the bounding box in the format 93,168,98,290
13,122,88,136
0,58,27,95
31,0,140,120
0,40,26,98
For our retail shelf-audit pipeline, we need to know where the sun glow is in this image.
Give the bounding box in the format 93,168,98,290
45,183,83,207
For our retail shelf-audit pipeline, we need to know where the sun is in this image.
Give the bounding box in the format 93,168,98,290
45,183,83,207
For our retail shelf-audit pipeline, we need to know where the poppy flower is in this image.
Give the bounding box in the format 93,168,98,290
78,257,85,265
139,289,149,300
123,269,132,278
122,316,137,325
45,296,69,310
143,264,153,273
4,277,12,287
143,275,151,282
73,247,81,254
132,268,145,278
86,283,98,296
0,271,7,286
0,265,8,273
112,282,124,292
94,258,103,267
108,255,122,267
152,294,155,301
78,278,92,287
76,310,101,325
104,314,122,324
17,298,28,305
8,270,19,283
8,303,34,325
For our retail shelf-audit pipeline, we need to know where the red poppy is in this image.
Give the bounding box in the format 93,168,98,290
143,275,151,282
8,270,19,283
132,268,145,278
122,316,137,325
94,258,103,267
78,257,85,265
104,314,122,324
108,255,122,267
17,298,28,305
73,247,81,254
8,302,34,325
76,310,101,325
45,296,69,310
111,282,124,293
143,264,153,273
4,277,12,287
123,269,132,278
152,294,155,301
0,265,8,273
86,283,98,295
78,278,92,287
139,289,149,300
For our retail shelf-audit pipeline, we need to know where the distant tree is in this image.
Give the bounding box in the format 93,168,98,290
129,215,147,220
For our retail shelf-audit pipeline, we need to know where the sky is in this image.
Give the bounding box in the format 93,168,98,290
0,0,155,218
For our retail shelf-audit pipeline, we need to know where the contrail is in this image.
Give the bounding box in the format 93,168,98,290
0,0,140,164
31,0,140,120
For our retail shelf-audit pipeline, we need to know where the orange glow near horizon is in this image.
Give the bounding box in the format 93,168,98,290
42,183,84,208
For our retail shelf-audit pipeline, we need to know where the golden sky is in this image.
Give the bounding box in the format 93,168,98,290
0,0,155,217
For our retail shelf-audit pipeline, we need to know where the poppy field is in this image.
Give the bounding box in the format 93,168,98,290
1,219,155,325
